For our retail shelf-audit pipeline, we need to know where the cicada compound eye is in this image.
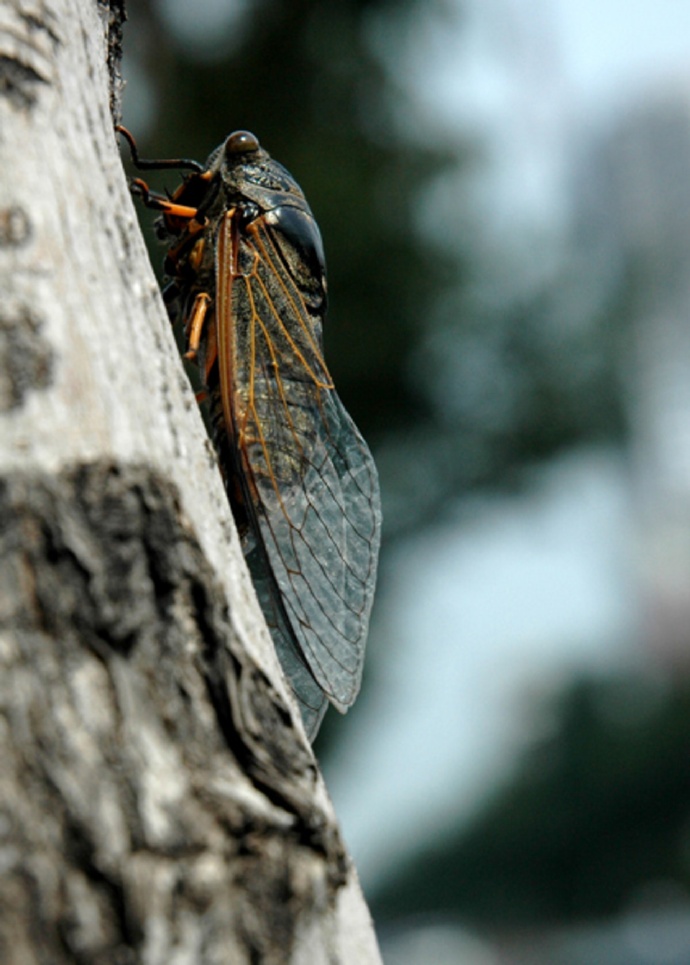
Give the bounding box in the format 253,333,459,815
225,131,260,156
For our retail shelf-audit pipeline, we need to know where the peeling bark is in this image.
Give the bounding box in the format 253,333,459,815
0,2,382,962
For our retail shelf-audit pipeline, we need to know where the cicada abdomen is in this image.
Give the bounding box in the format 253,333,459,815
118,127,382,740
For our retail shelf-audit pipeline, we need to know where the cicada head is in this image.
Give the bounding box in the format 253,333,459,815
208,131,309,209
204,131,329,315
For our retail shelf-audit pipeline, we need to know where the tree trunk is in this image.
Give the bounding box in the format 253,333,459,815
0,1,382,962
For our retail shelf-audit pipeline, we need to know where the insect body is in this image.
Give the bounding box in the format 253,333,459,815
118,127,382,739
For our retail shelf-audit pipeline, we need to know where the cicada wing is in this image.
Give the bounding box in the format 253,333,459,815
216,208,381,717
249,388,381,710
244,536,329,738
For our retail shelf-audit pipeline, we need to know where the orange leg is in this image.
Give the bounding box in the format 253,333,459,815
184,292,212,361
129,178,200,219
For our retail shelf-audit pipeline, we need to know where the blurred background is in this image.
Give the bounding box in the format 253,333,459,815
122,1,690,961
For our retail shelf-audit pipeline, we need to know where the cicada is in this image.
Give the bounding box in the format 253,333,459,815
118,127,382,739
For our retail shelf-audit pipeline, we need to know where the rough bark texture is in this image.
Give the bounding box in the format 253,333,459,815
0,2,382,962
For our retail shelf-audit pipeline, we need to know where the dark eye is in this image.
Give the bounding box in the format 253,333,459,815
225,131,260,156
265,205,328,313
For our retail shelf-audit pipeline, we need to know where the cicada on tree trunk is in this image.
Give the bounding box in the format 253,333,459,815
118,127,382,739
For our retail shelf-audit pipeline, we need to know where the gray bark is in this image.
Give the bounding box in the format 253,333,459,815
0,1,382,962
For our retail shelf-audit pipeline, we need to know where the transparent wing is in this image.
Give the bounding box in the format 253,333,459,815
216,210,382,713
244,534,329,737
248,384,380,709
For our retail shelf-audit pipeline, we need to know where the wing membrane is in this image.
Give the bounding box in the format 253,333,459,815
216,210,381,711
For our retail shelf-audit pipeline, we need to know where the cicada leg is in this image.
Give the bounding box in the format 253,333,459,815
117,126,212,225
116,125,205,174
166,226,207,274
182,291,218,389
129,178,199,219
184,292,213,361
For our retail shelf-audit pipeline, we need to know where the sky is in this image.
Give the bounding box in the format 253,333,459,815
322,0,690,894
